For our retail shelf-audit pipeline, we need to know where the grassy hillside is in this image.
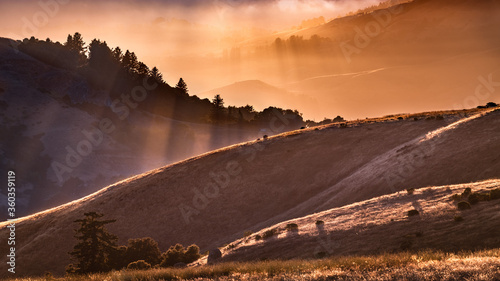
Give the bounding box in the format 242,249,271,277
1,107,499,277
5,250,500,280
216,179,500,263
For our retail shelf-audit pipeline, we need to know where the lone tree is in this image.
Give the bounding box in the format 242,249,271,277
210,94,225,123
176,78,188,95
67,212,118,274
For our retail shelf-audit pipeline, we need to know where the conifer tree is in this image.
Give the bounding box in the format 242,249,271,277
67,212,118,274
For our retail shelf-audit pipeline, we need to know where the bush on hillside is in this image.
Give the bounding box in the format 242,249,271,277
125,237,162,266
285,223,299,231
457,201,471,210
462,188,472,197
407,209,420,217
490,188,500,200
406,188,415,195
263,229,277,239
160,244,201,268
127,260,151,270
315,220,324,226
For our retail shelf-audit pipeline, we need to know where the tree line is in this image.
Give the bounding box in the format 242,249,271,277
18,33,309,129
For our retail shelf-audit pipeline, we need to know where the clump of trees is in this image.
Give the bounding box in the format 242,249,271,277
18,33,340,129
67,212,201,275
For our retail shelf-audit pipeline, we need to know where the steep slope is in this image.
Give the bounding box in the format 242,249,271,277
1,108,499,277
217,179,500,263
0,38,261,218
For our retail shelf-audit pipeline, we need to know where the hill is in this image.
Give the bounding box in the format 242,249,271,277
200,80,318,115
0,36,305,218
216,179,500,263
1,107,499,277
191,0,500,120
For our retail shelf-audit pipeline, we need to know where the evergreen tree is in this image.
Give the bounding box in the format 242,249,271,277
67,212,118,274
136,62,150,77
176,78,188,95
112,46,123,62
151,67,164,83
210,94,225,123
122,50,138,73
64,32,86,66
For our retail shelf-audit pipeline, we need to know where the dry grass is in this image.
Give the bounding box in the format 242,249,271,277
6,249,500,281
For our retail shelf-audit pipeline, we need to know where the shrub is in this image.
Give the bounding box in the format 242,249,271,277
160,244,201,268
254,235,262,241
285,223,299,231
263,135,268,139
435,115,444,120
468,193,480,205
486,102,498,108
184,244,201,263
127,260,151,270
406,188,415,195
397,116,403,120
490,188,500,200
462,188,472,197
263,229,277,239
315,220,324,225
454,216,464,222
457,201,471,210
407,209,420,217
125,237,162,266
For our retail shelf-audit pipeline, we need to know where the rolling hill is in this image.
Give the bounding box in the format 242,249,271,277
1,107,499,277
190,0,500,120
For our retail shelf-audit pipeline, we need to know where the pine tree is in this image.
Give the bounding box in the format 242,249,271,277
176,78,188,95
151,67,164,84
67,212,118,274
210,94,225,123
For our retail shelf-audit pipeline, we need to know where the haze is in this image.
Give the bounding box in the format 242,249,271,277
2,0,499,120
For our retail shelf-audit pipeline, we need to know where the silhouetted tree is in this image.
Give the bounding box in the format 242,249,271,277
112,46,123,62
210,94,225,124
65,32,85,54
122,50,138,73
136,62,150,77
64,32,86,66
212,94,224,108
176,78,188,95
88,39,113,70
151,67,164,83
67,212,118,274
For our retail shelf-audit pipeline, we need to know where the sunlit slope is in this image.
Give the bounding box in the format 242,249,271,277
217,179,500,263
1,108,499,277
